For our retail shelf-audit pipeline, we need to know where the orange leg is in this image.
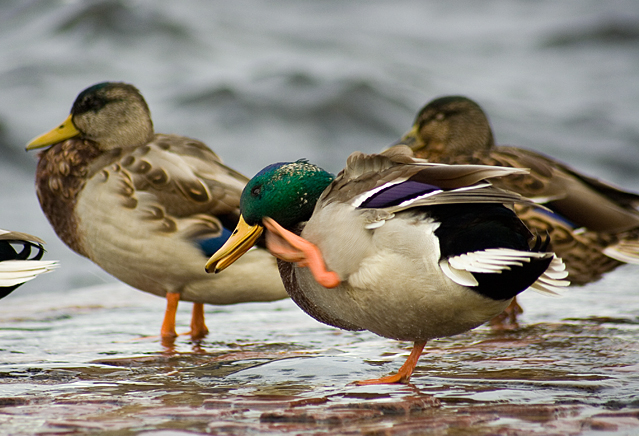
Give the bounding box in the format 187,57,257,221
160,292,180,346
263,217,341,288
489,297,523,330
189,303,209,340
355,341,427,385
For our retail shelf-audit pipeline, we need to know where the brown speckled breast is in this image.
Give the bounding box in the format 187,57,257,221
35,138,103,256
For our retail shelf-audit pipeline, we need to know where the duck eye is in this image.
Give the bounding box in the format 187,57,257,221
77,95,108,114
251,186,261,197
435,112,445,121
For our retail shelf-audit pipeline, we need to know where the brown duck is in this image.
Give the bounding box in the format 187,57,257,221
26,82,287,343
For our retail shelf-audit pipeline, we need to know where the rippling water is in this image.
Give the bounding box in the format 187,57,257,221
1,1,639,434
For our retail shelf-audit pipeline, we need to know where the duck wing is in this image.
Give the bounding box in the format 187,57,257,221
115,134,248,251
322,149,532,214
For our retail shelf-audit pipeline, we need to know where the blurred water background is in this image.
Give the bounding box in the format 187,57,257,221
1,1,639,434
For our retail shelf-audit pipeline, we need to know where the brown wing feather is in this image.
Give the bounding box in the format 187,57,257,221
413,145,639,233
515,204,622,285
324,150,529,209
36,133,249,255
121,134,247,220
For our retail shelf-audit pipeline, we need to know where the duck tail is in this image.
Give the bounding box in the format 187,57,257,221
527,254,570,296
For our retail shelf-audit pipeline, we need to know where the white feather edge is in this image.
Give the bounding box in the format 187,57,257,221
440,249,570,296
350,164,530,209
603,241,639,264
350,178,409,208
0,260,59,287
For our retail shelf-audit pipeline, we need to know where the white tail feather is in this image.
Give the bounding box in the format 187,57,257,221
0,260,59,287
526,255,570,296
441,249,570,295
448,248,553,274
439,259,478,286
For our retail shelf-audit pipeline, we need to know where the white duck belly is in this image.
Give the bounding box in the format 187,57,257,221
299,203,510,341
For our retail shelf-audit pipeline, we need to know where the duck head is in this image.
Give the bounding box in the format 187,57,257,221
206,160,334,273
26,82,154,152
396,96,495,158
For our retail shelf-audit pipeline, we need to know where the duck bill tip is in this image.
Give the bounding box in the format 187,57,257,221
204,216,264,274
204,260,220,274
204,256,235,274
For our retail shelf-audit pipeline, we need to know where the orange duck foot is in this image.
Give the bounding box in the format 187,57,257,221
489,298,524,330
160,292,181,340
354,341,426,385
189,302,209,340
160,294,209,343
263,217,341,288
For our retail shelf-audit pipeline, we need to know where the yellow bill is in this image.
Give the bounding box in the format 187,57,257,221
205,215,264,273
26,114,80,150
395,124,419,150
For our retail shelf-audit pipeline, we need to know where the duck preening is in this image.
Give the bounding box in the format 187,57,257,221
206,147,569,384
26,82,287,343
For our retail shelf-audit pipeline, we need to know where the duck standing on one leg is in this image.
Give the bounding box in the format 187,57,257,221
0,229,58,299
26,82,287,343
206,147,569,384
392,96,639,325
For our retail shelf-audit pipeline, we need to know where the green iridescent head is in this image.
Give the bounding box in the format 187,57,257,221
241,160,335,228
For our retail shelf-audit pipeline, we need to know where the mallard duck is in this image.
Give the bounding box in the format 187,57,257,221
26,82,287,342
205,147,569,384
0,229,58,299
393,96,639,323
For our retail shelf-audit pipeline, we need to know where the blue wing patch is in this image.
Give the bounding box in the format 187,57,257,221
359,181,441,209
195,227,233,257
533,206,577,229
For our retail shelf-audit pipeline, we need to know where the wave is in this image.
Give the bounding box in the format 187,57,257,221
176,71,412,137
55,0,192,41
544,16,639,47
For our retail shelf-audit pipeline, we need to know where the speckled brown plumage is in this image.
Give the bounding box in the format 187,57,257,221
514,205,622,285
35,138,103,256
34,133,244,258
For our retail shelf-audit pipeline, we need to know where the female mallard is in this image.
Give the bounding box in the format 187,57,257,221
26,82,286,342
206,148,569,384
0,229,58,299
393,96,639,323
